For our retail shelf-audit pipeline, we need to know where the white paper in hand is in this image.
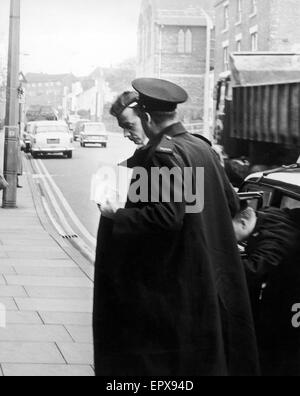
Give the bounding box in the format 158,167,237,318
91,165,133,209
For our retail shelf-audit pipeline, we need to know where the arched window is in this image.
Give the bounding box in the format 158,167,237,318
178,28,193,54
178,29,185,53
185,29,193,53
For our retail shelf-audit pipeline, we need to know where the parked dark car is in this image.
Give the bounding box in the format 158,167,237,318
239,164,300,211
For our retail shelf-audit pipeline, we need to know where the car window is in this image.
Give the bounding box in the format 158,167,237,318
241,183,274,209
85,124,106,133
281,196,300,210
36,125,68,134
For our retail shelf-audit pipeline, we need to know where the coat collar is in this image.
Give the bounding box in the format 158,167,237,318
119,145,151,169
159,122,188,139
120,123,187,169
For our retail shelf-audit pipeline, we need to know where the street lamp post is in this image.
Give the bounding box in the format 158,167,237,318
3,0,21,208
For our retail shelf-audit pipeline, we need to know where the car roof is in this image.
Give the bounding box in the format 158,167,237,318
246,168,300,194
35,121,67,126
83,122,105,126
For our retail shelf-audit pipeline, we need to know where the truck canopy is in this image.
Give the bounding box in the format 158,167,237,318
231,53,300,87
230,53,300,147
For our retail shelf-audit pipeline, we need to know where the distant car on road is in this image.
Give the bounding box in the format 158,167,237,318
67,115,81,133
80,122,108,148
29,121,74,159
73,119,91,141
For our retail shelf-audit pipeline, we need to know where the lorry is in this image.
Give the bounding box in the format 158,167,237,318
215,53,300,186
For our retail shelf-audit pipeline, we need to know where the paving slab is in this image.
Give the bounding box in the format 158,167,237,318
57,343,94,365
0,266,17,275
39,312,92,326
0,286,27,298
6,251,69,260
24,286,93,300
0,324,73,342
6,312,43,325
5,276,93,288
12,266,85,278
15,298,93,313
0,253,8,260
2,363,94,377
0,342,65,364
65,325,93,343
0,259,77,268
0,298,18,311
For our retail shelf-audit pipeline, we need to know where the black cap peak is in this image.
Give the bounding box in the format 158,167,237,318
132,78,188,112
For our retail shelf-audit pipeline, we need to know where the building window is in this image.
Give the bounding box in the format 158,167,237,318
236,34,242,52
223,43,229,71
178,29,193,54
236,0,242,24
250,0,257,16
148,26,152,57
250,26,258,51
224,4,229,31
185,29,193,54
251,32,258,51
178,29,185,53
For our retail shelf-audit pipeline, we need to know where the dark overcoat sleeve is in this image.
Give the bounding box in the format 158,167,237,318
244,237,292,277
112,152,186,238
244,228,299,278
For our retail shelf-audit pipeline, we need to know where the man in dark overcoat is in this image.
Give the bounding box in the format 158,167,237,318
93,78,260,376
233,206,300,376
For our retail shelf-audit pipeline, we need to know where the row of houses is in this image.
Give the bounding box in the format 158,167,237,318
24,69,114,122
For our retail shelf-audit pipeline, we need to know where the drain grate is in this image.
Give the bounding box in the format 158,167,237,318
62,234,79,240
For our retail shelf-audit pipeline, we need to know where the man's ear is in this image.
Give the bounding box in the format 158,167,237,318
240,218,248,229
144,112,151,124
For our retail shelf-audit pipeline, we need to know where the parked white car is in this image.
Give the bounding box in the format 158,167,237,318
80,122,108,148
29,121,74,158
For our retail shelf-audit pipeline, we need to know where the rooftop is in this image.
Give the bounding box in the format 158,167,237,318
141,0,215,25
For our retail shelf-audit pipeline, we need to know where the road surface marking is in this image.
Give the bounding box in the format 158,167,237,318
37,159,97,247
34,159,78,238
41,196,67,237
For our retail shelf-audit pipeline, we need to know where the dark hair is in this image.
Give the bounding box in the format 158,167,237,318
110,91,139,118
234,207,256,223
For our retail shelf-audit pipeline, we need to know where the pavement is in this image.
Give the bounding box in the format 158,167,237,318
0,151,95,376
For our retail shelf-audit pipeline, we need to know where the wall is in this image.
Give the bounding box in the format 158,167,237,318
215,0,272,79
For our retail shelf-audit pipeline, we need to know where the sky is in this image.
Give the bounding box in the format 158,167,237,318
0,0,142,75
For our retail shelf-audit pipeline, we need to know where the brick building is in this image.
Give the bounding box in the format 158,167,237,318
137,0,215,129
215,0,300,78
63,68,106,122
25,73,76,116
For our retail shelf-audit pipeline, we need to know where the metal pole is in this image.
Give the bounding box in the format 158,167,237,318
3,0,20,208
202,9,213,141
158,25,164,79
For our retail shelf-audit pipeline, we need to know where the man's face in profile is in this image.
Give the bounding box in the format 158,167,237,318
118,107,147,146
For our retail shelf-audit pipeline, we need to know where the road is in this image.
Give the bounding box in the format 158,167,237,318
32,132,135,238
